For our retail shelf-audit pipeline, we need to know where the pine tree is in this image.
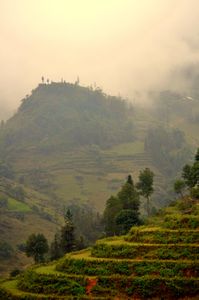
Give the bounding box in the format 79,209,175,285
103,196,122,236
60,209,76,253
118,179,139,211
50,233,62,260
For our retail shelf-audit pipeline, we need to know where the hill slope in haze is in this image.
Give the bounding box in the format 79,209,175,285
0,81,198,276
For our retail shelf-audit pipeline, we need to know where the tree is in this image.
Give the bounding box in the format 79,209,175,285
103,175,140,236
50,233,62,261
179,148,199,199
137,168,154,216
195,148,199,162
127,174,133,185
174,179,186,198
103,196,122,236
115,209,140,235
60,209,76,253
25,233,48,263
182,150,199,189
182,164,193,188
118,179,139,211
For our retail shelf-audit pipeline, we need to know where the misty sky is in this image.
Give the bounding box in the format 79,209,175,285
1,0,199,112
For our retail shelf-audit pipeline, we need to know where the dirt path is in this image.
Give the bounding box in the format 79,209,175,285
86,278,98,295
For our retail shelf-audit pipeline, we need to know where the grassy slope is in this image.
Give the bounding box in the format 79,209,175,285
0,198,198,299
0,178,62,276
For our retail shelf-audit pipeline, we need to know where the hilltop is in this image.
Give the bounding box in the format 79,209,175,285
0,197,198,299
0,82,135,152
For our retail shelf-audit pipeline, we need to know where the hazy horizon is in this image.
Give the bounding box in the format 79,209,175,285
1,0,199,115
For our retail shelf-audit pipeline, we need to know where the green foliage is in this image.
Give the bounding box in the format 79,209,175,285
49,233,63,261
163,215,199,229
117,180,140,211
91,242,199,260
174,179,186,197
136,168,154,216
57,257,199,278
182,149,199,193
7,198,31,212
191,185,199,199
59,210,76,254
103,196,122,236
17,270,86,296
50,210,76,260
137,168,154,199
103,175,140,236
115,209,140,234
128,227,199,244
0,287,12,300
65,200,103,245
25,233,49,263
92,276,199,298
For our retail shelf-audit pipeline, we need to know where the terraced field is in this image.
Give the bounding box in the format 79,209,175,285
11,142,166,212
1,200,198,299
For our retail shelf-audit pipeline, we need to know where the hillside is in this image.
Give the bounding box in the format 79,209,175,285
0,177,61,276
0,82,193,211
0,81,198,276
1,198,198,299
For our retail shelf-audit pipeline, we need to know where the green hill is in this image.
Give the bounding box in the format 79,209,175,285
0,82,135,151
0,82,191,212
1,198,198,299
0,81,198,277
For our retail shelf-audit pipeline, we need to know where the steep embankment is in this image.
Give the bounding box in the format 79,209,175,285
1,198,198,299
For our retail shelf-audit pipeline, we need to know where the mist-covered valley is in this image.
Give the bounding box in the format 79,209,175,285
0,1,199,299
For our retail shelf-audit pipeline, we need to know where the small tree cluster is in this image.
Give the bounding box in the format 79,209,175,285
50,209,78,261
25,233,48,263
174,148,199,199
103,170,154,236
25,210,77,263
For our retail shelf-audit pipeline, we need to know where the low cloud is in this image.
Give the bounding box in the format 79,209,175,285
0,0,199,112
